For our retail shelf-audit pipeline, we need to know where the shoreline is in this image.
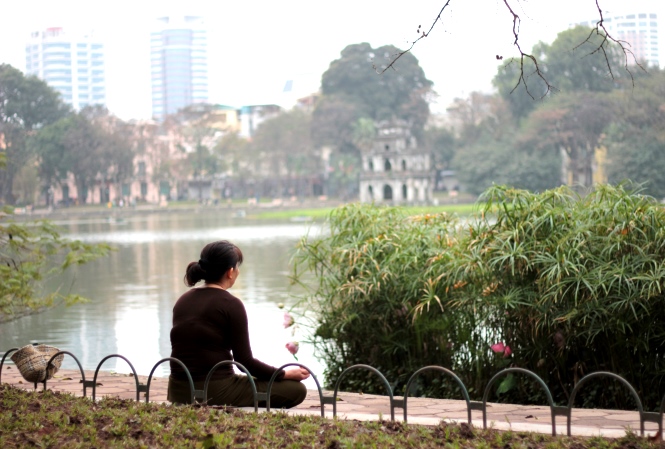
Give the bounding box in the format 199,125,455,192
8,195,477,223
8,198,347,222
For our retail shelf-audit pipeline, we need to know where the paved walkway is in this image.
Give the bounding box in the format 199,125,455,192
1,367,660,439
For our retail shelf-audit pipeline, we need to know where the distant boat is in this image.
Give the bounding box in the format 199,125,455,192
107,216,126,224
290,215,312,223
233,209,247,218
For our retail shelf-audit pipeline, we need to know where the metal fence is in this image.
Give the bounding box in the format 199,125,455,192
1,345,663,439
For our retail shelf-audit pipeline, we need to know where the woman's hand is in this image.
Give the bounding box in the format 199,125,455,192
282,367,310,381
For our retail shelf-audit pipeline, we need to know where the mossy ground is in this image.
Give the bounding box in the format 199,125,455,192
1,385,661,448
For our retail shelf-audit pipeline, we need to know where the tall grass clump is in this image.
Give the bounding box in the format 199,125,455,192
293,185,665,410
431,184,665,409
291,203,481,396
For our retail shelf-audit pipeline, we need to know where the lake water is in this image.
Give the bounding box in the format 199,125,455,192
0,211,324,388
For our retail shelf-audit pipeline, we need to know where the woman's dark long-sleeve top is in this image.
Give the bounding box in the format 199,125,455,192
170,287,284,382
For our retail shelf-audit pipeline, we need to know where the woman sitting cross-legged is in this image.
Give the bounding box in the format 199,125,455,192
167,240,309,408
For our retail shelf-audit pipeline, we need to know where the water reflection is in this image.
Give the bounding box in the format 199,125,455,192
0,212,323,385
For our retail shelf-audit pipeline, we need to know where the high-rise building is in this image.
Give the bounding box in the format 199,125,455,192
574,11,660,67
150,16,209,121
25,27,106,110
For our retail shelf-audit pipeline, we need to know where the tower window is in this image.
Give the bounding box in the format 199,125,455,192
383,185,393,200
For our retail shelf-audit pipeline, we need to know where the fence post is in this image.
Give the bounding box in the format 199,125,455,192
92,354,144,401
482,367,559,436
400,366,475,424
44,351,87,396
266,363,324,416
331,364,395,421
146,358,195,404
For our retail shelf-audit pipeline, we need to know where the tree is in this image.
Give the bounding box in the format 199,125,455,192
248,109,319,197
394,1,637,102
130,121,182,200
603,70,665,198
444,91,561,194
318,42,433,140
82,107,135,202
605,128,665,199
311,43,433,200
31,108,135,204
28,118,71,204
0,64,68,204
542,26,623,92
445,92,512,144
0,208,110,319
60,115,106,203
493,53,547,121
422,126,455,191
494,26,624,121
488,25,626,191
453,137,561,195
214,131,249,176
518,91,614,189
163,104,226,200
311,96,363,154
453,140,513,195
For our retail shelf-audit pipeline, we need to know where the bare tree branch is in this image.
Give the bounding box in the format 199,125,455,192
501,0,554,99
373,0,453,74
574,0,645,88
378,0,646,97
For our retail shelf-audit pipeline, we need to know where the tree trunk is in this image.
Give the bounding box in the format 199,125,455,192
75,178,88,204
1,171,16,204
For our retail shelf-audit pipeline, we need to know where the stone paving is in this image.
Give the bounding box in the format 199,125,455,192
1,367,661,439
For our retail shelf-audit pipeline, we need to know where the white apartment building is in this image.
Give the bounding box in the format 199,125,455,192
25,27,106,109
150,16,209,121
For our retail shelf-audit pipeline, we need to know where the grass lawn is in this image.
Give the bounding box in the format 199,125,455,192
0,385,658,448
252,203,480,221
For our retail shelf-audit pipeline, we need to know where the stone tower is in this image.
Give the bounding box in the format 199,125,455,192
359,120,433,205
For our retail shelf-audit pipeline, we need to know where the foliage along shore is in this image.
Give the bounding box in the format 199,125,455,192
0,208,110,322
0,385,660,449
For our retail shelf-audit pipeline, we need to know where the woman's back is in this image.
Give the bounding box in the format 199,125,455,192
170,287,276,381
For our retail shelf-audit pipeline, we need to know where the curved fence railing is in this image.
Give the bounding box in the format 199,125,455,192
0,347,663,439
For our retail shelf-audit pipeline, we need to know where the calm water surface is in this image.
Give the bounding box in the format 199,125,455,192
0,211,323,387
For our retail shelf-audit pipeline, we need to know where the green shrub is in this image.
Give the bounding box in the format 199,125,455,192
291,203,474,396
293,185,665,409
435,184,665,409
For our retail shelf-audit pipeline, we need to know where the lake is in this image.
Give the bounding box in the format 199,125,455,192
0,210,324,388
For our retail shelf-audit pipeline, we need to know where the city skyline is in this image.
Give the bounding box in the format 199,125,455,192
3,0,663,121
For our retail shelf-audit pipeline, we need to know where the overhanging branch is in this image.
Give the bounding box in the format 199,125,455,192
378,0,644,96
574,0,645,88
374,0,452,74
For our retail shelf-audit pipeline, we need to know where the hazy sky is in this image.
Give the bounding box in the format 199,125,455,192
1,0,661,120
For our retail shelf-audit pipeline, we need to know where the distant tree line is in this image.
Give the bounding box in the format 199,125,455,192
0,64,137,205
221,27,665,202
2,24,663,206
442,26,665,199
